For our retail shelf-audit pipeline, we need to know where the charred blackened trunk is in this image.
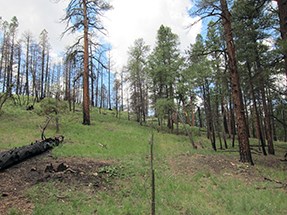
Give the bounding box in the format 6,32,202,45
0,136,64,171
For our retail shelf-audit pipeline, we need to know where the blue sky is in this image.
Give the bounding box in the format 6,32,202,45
0,0,202,72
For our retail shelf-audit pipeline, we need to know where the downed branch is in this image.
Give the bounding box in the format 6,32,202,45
39,116,52,140
0,136,64,171
98,143,107,149
263,176,287,189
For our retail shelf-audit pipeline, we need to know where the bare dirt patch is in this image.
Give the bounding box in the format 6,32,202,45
0,152,112,215
169,152,287,185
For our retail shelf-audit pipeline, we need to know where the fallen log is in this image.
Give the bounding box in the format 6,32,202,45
0,136,64,171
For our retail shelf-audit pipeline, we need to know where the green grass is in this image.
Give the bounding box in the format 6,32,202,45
1,100,287,215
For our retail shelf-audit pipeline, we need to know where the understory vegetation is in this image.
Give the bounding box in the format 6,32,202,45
0,100,286,215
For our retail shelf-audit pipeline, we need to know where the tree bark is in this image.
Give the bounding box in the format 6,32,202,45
261,86,275,154
40,42,45,99
44,50,50,98
0,136,64,171
277,0,287,83
203,83,216,151
246,61,267,155
220,89,228,148
220,0,253,164
7,29,16,94
25,34,30,103
108,50,111,110
82,0,90,125
16,44,21,95
197,106,202,128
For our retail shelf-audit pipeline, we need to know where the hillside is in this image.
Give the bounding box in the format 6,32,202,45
0,102,287,215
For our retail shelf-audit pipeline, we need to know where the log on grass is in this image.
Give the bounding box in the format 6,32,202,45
0,136,64,171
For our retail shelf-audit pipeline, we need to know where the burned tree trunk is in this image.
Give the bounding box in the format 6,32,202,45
0,136,64,170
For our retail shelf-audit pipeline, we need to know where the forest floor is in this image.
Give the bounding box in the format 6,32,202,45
1,148,286,214
0,152,113,215
0,100,287,214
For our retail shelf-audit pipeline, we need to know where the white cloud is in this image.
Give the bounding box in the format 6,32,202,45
104,0,202,70
1,0,202,69
0,0,72,56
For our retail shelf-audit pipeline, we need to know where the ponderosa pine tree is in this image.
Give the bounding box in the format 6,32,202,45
206,20,229,149
220,0,254,164
62,0,111,125
186,34,216,150
39,29,49,99
23,31,32,102
276,0,287,83
127,38,150,125
192,0,253,164
232,0,277,155
148,25,182,130
0,20,9,91
15,40,21,95
7,17,18,94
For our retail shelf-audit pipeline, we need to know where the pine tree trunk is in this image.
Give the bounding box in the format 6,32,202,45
95,65,100,107
90,44,95,107
220,0,253,164
283,109,287,142
0,30,6,82
277,0,287,83
220,89,228,148
261,86,275,154
25,35,30,103
108,50,111,110
203,83,216,151
82,0,90,125
243,95,250,138
268,89,277,141
229,96,236,148
7,32,15,94
197,106,202,128
215,91,223,150
16,45,21,95
44,50,49,98
40,45,45,99
247,61,267,155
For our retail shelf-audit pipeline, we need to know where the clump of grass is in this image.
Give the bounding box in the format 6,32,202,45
7,208,22,215
1,102,287,215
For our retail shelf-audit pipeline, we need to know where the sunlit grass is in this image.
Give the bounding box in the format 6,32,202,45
1,100,287,215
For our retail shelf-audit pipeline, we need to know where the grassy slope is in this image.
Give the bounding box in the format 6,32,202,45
0,102,286,215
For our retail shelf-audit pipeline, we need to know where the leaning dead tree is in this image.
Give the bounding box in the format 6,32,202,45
0,136,64,171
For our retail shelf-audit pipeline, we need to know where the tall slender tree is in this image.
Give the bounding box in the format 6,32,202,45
23,31,32,102
186,34,216,150
148,25,182,130
127,38,150,125
62,0,111,125
276,0,287,83
219,0,253,164
39,29,49,99
0,20,9,90
6,16,18,93
232,0,276,155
